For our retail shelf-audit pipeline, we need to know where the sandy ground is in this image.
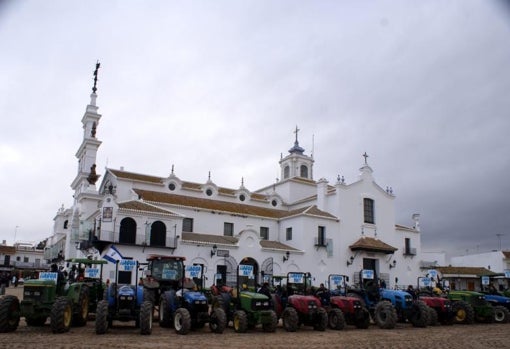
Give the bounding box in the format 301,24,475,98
1,286,509,349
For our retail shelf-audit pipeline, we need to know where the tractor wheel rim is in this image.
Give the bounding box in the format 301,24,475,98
456,309,466,321
64,305,72,327
174,313,182,331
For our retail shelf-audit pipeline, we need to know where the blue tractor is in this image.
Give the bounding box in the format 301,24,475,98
346,269,429,328
479,276,510,323
95,259,153,335
159,263,227,335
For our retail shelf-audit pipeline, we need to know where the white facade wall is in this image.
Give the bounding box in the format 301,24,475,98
451,251,506,273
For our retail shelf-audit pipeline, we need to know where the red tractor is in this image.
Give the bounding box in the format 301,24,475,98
318,274,370,329
277,272,328,332
417,277,454,325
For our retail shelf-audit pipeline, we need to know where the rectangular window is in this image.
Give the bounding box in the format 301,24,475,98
317,226,326,246
23,257,29,263
224,222,234,237
363,198,375,224
286,227,292,241
182,218,193,232
260,227,269,240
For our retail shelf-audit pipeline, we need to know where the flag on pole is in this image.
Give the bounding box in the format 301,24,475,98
103,245,124,263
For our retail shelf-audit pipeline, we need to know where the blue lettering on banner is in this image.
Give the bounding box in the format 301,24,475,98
288,273,304,284
428,269,438,278
162,269,178,280
505,270,510,279
119,259,137,272
39,272,58,284
481,276,490,285
238,264,254,276
185,265,202,278
361,270,374,280
84,268,100,279
421,277,431,287
331,275,343,285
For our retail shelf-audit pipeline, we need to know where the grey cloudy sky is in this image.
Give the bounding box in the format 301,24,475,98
1,1,509,259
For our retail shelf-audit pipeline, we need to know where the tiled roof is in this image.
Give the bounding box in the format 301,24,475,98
349,236,398,254
435,266,497,276
182,232,238,246
109,169,163,184
118,201,179,216
134,189,336,221
0,246,15,254
502,251,510,259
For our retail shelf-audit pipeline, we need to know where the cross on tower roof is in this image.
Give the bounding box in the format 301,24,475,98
92,60,101,93
362,152,369,164
294,125,300,143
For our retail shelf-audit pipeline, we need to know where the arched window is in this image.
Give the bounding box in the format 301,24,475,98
150,221,166,247
63,220,68,229
284,165,290,179
119,217,137,244
300,165,308,178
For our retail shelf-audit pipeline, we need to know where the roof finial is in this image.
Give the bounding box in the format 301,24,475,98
294,125,300,143
362,152,369,165
92,60,101,94
171,164,174,175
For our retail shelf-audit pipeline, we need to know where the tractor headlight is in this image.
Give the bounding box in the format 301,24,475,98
34,291,40,296
255,301,262,306
24,291,31,296
263,301,269,306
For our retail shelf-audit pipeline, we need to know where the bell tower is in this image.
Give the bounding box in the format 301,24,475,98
279,126,314,181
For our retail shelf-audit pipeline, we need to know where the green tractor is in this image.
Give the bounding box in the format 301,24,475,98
0,266,90,333
66,258,107,317
448,290,494,324
212,263,278,333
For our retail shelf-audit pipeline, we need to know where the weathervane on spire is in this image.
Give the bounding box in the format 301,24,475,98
92,60,101,93
362,152,369,164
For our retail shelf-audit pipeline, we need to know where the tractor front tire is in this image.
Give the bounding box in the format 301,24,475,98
209,307,227,334
262,310,278,333
452,301,474,324
427,306,439,326
493,305,510,323
328,308,346,330
409,300,429,327
374,301,397,329
0,295,20,333
233,310,248,333
174,308,191,335
50,297,73,333
354,307,370,329
282,307,299,332
140,301,153,335
73,286,89,327
95,300,109,334
159,292,172,328
314,307,328,331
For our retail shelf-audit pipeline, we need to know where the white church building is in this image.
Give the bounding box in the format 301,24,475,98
45,70,424,288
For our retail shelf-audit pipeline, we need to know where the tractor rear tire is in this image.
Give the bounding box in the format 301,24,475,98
0,295,20,333
233,310,248,333
354,308,370,329
409,300,429,327
452,301,474,324
73,286,89,327
174,308,191,335
282,307,299,332
314,307,328,331
50,297,73,333
140,300,153,335
159,292,172,328
262,309,278,333
493,305,510,323
95,300,109,334
427,307,439,326
328,308,346,330
209,307,227,334
374,301,397,329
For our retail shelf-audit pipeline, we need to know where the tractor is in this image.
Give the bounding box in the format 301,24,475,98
65,258,107,317
323,274,371,329
0,266,89,333
346,269,429,328
277,272,328,332
479,276,510,323
95,259,152,335
212,263,278,333
447,290,494,324
416,277,454,325
159,263,227,334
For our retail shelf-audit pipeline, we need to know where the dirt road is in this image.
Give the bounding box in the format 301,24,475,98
2,286,509,349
